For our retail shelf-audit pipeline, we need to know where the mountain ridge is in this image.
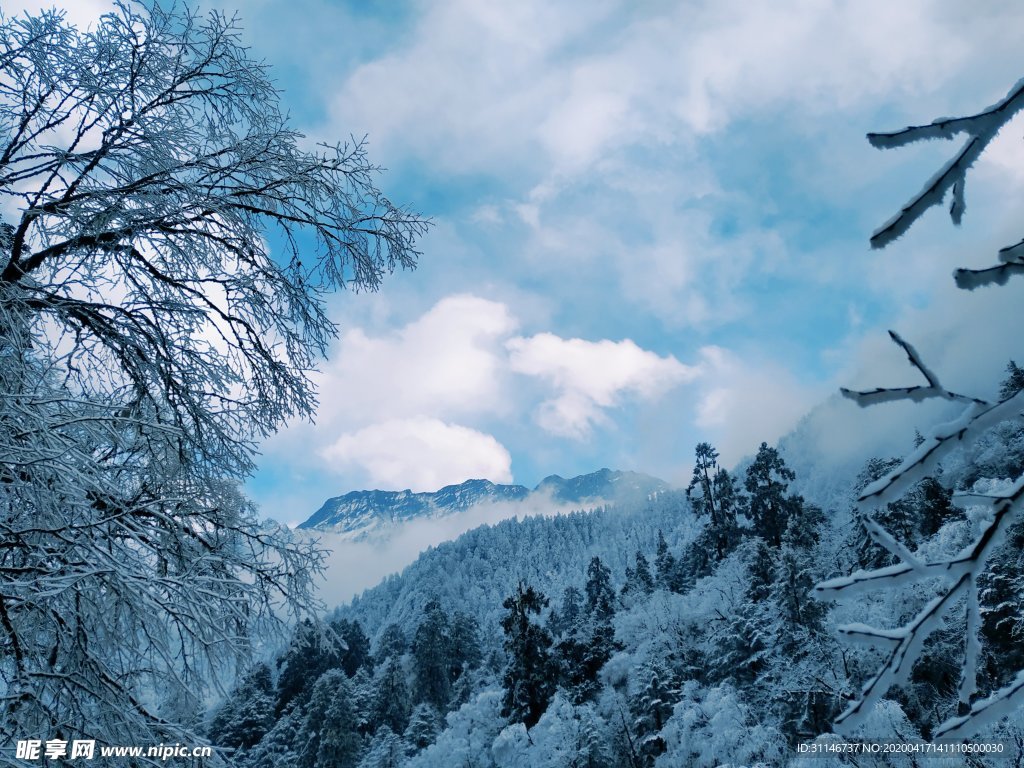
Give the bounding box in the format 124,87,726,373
298,468,668,540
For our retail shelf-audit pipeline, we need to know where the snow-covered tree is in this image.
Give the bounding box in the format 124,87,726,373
376,624,409,664
405,702,441,755
0,0,425,755
492,694,612,768
374,658,412,735
1000,361,1024,401
500,583,556,728
654,530,679,592
358,726,405,768
549,585,584,639
408,691,505,768
334,618,375,677
209,663,275,750
304,670,363,768
275,619,346,715
621,550,655,601
412,600,453,712
814,76,1024,740
631,671,675,766
745,442,798,547
686,442,722,518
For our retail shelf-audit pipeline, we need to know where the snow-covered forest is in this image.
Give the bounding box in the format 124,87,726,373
4,1,1024,767
209,407,1024,766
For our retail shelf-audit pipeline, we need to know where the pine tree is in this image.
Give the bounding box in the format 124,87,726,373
373,658,411,735
634,551,655,595
710,468,742,559
585,556,616,620
404,702,440,754
549,585,584,639
300,670,363,768
979,521,1024,692
375,624,408,664
209,663,275,749
239,701,305,768
275,619,345,715
412,600,452,712
745,443,797,547
745,537,776,604
999,360,1024,400
686,442,721,519
771,545,826,651
554,557,621,705
449,611,483,684
654,530,679,592
358,726,404,768
632,671,675,767
621,550,655,601
500,582,557,728
713,601,771,688
916,475,954,538
333,618,374,677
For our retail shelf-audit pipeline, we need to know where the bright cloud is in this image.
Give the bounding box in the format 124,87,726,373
328,0,985,178
262,294,698,493
691,346,829,467
507,333,697,439
314,294,517,426
209,0,1024,529
320,417,513,492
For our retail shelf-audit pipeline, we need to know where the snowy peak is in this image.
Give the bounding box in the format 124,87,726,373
298,479,530,535
297,469,668,539
534,468,667,504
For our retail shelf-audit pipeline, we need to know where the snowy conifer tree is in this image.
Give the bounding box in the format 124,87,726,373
745,443,798,547
500,583,556,728
404,703,441,755
373,658,412,735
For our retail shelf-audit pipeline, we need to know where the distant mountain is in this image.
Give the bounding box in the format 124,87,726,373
298,468,669,540
534,468,666,504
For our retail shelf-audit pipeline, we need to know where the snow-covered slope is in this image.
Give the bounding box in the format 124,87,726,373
335,488,699,642
298,468,668,541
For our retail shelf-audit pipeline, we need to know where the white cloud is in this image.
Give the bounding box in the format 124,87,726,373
320,417,512,492
326,0,988,179
507,333,697,438
263,293,700,491
314,294,517,427
5,0,113,28
691,346,828,467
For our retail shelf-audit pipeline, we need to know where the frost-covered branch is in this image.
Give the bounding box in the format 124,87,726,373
816,73,1024,740
841,331,987,408
869,77,1024,249
0,2,425,761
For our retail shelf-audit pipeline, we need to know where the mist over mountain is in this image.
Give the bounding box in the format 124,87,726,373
299,468,669,541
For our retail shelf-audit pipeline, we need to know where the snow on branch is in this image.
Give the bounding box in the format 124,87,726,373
832,574,970,732
955,231,1024,288
852,390,1024,510
818,75,1024,739
815,413,1024,736
869,77,1024,249
841,331,988,408
936,671,1024,741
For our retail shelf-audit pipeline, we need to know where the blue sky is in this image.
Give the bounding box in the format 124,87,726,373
19,0,1024,523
